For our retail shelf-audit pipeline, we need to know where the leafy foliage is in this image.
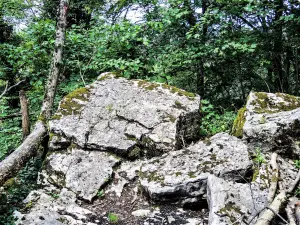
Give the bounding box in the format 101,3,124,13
253,148,266,166
108,212,119,224
200,100,236,136
295,160,300,170
0,157,42,225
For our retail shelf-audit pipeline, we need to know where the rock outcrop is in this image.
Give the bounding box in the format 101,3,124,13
232,92,300,156
49,72,201,158
13,80,300,225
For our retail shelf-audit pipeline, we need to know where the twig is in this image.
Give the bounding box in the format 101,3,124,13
236,171,259,213
288,170,300,194
0,80,25,100
247,207,266,224
266,206,289,224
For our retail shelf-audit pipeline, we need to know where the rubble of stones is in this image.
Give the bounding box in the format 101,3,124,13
14,73,300,225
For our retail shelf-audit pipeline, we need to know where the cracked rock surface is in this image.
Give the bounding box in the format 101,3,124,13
49,72,201,157
207,175,268,225
139,133,252,206
14,187,99,225
39,148,120,201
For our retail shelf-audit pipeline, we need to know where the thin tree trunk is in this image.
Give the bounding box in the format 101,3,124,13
19,90,30,140
40,0,69,121
273,0,284,92
0,0,69,186
295,49,299,95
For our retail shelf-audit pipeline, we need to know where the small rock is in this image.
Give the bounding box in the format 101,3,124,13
132,209,151,217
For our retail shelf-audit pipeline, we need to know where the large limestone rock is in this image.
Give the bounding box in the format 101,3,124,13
139,133,252,206
232,92,300,155
39,148,120,201
207,175,268,225
49,72,201,157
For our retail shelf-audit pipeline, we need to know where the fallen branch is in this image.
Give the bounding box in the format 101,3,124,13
255,192,289,225
268,153,279,203
255,157,300,225
0,122,46,185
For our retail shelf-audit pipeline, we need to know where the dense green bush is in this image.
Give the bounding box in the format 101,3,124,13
200,100,236,137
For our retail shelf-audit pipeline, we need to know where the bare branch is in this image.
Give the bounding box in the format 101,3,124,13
0,80,25,100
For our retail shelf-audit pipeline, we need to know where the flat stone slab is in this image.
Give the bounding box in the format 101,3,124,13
207,175,268,225
49,72,201,157
139,133,252,206
232,92,300,155
39,148,120,201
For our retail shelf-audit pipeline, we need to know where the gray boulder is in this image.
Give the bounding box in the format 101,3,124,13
232,92,300,155
39,147,120,201
139,133,252,206
49,72,201,157
207,175,268,225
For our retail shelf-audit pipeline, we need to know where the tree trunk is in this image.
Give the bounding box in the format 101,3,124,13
40,0,69,121
273,0,284,92
0,0,69,186
19,90,30,140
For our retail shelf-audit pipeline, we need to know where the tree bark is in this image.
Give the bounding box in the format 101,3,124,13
19,90,30,140
0,0,68,186
40,0,69,121
273,0,284,92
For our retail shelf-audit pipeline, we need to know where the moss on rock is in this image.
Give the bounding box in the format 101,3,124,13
252,92,300,114
53,87,91,119
231,107,247,138
97,72,121,81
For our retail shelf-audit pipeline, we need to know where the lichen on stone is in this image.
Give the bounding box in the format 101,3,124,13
97,72,120,81
231,107,246,138
162,83,196,99
218,202,244,223
53,87,91,119
252,92,300,114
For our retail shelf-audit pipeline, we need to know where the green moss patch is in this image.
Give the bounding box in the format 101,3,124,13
252,92,300,114
53,87,91,119
137,80,196,100
231,107,246,138
162,83,196,99
218,202,244,223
